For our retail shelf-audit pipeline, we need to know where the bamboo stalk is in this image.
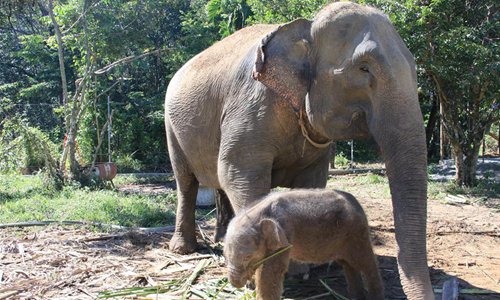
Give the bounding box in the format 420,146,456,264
252,245,293,269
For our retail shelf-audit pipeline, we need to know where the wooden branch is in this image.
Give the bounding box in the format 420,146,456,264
61,0,104,34
488,131,499,142
90,111,113,168
0,290,22,300
328,168,386,176
433,230,500,237
95,78,123,99
429,72,467,147
94,48,169,75
60,71,91,176
0,220,175,232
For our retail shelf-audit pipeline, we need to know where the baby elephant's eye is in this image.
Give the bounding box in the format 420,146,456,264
359,65,370,73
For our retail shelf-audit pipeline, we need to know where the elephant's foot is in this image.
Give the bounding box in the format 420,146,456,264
169,232,198,254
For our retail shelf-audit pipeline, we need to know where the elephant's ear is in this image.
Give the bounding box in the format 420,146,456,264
252,19,312,112
260,219,289,251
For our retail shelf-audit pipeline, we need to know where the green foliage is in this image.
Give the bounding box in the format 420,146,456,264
333,152,350,168
327,172,391,199
0,14,63,134
206,0,252,37
359,173,387,184
1,0,497,181
360,0,499,186
247,0,326,23
484,123,499,155
427,181,447,201
446,177,500,199
180,0,220,55
0,174,177,227
335,139,381,164
114,153,144,173
0,118,59,174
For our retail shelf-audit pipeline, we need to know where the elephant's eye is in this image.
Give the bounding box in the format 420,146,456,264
359,65,370,73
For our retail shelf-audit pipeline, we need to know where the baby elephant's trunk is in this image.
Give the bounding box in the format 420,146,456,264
227,266,249,288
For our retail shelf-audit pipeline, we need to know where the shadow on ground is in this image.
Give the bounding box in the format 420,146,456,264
82,228,499,300
278,255,498,300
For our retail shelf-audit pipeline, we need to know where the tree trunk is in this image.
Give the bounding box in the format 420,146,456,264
425,95,439,150
439,97,446,161
47,0,71,173
429,124,439,159
47,0,68,117
330,142,336,169
452,138,481,187
47,0,93,181
457,151,479,187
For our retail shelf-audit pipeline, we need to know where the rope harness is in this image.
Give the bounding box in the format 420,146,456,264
297,110,332,156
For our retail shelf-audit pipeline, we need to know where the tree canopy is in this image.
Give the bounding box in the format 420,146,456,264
0,0,498,187
363,0,499,186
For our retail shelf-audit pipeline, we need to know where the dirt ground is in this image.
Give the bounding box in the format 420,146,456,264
1,177,499,299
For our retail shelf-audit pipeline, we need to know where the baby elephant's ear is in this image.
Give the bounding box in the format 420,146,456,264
260,219,289,251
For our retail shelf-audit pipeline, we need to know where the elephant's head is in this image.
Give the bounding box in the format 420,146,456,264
223,217,289,288
253,2,432,299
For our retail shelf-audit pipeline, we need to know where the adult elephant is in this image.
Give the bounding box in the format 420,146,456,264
165,2,432,299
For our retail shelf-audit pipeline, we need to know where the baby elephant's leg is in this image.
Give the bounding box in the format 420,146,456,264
338,259,366,300
359,254,384,300
344,238,384,300
254,253,290,300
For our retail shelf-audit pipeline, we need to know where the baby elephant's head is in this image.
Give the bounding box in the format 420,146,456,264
223,217,289,288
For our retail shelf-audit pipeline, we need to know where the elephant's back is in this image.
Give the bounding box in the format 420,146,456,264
166,24,277,115
168,24,276,95
190,24,277,72
164,24,277,188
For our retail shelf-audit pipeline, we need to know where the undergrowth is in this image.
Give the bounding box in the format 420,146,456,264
0,174,177,227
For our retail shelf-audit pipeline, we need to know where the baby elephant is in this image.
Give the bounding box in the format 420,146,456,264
223,189,384,300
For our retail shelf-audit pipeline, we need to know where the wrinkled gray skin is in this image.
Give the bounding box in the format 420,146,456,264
224,189,384,300
165,2,432,299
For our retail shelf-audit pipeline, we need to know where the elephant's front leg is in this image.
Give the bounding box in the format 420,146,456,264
254,254,290,300
217,148,274,214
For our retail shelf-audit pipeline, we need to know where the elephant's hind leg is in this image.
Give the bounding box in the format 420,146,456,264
167,129,199,254
338,259,366,300
341,237,384,300
214,189,234,242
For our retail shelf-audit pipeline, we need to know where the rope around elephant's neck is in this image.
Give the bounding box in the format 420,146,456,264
298,110,332,149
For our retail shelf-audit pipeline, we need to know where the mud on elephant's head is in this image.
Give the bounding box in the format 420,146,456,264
223,217,289,288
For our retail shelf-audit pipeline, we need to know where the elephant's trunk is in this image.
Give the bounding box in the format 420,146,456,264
371,96,434,299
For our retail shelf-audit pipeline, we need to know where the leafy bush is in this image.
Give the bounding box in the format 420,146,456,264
333,152,350,169
115,154,144,173
0,174,177,227
360,174,387,185
446,177,500,198
0,119,59,175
